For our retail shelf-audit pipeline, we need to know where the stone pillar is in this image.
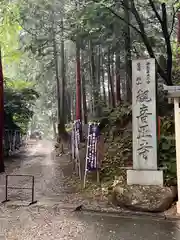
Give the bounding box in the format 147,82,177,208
174,98,180,214
127,58,163,186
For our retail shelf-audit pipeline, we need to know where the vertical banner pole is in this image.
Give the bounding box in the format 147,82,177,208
83,123,90,188
158,116,161,141
74,121,78,174
74,120,81,179
95,136,100,184
5,175,8,201
71,124,75,162
32,176,35,204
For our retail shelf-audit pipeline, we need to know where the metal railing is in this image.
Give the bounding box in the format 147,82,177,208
2,175,37,205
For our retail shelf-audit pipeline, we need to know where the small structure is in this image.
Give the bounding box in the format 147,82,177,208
127,58,163,186
163,84,180,214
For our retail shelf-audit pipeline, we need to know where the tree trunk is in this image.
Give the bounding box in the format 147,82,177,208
101,56,107,105
108,75,111,107
0,48,4,172
161,3,172,85
52,18,61,136
89,40,99,117
80,49,88,124
111,53,115,100
96,45,101,95
107,48,116,108
51,115,57,139
114,0,121,105
96,45,101,115
88,50,93,115
75,41,83,141
81,71,88,124
89,73,93,116
115,49,121,105
124,0,132,102
75,0,83,142
58,18,66,134
76,43,82,121
66,90,71,123
71,92,76,121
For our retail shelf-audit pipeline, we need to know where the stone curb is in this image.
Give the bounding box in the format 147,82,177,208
81,207,180,222
2,200,180,222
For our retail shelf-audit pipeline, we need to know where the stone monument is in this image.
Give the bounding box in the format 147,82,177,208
127,58,163,185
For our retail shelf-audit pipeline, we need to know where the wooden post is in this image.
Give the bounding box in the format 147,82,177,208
96,138,100,185
83,124,89,188
158,116,161,141
174,98,180,214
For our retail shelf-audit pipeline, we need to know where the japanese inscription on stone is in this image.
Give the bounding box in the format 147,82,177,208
132,59,157,170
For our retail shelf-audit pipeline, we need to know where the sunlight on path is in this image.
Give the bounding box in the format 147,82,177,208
0,140,180,239
0,140,72,203
27,142,43,156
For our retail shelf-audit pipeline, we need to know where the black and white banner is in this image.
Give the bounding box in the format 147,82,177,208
72,120,81,159
71,124,75,159
85,123,100,171
74,119,81,146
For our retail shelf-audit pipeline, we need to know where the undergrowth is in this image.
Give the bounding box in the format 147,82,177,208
98,104,176,187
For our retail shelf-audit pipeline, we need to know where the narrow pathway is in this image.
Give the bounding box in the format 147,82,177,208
0,140,180,239
0,140,80,205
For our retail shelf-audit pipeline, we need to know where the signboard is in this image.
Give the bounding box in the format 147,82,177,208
71,124,75,160
85,123,100,171
132,59,157,170
71,121,81,178
74,119,81,146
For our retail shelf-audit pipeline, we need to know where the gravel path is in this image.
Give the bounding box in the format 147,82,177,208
0,140,180,239
0,140,81,205
0,204,180,240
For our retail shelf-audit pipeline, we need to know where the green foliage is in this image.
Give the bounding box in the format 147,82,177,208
0,1,22,63
97,103,132,133
98,103,132,181
101,134,132,181
4,85,39,133
160,116,174,135
6,78,34,89
0,1,39,133
108,104,132,127
159,117,176,185
158,84,173,116
99,106,177,186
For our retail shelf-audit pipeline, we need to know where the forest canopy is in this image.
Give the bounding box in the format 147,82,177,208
0,0,180,135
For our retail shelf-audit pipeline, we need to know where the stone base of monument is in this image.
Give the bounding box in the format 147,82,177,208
127,169,163,186
109,184,177,213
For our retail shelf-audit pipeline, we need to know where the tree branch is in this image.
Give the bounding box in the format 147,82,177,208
91,0,142,35
170,6,180,36
130,0,169,84
148,0,162,24
91,0,170,84
161,3,173,85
